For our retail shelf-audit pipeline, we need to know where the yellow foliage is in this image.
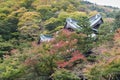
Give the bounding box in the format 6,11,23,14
32,0,54,7
58,12,70,20
0,13,6,19
18,12,41,37
89,11,98,17
18,12,41,26
71,11,87,18
45,17,58,25
7,7,27,18
58,11,87,20
36,5,51,11
66,4,76,12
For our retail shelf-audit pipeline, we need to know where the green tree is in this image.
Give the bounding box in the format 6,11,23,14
114,11,120,30
52,69,80,80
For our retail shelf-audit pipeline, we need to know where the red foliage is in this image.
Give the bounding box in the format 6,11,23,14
26,29,85,68
57,50,85,68
53,40,69,49
57,61,69,68
24,54,41,66
10,49,18,54
49,29,85,68
71,50,85,62
61,29,74,37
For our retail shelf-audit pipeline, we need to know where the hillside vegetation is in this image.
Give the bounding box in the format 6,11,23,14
0,0,120,80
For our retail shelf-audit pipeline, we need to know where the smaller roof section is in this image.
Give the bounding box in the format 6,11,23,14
38,34,53,44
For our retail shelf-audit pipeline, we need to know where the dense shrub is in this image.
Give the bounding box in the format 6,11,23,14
52,69,80,80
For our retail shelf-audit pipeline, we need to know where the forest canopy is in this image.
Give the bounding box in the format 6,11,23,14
0,0,120,80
